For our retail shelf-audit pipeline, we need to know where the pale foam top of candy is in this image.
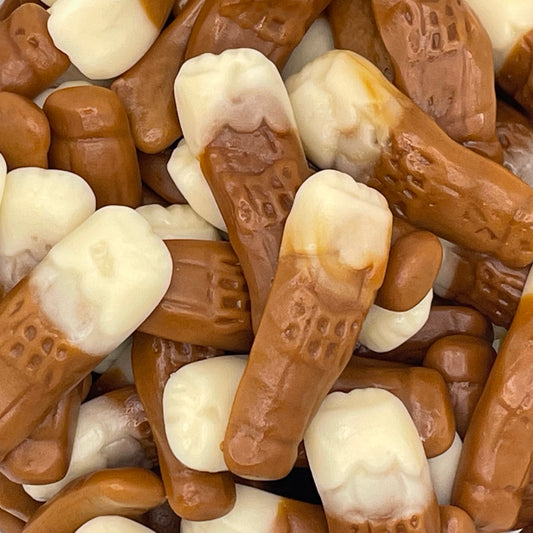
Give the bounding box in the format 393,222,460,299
136,204,220,241
285,49,403,179
29,206,172,356
428,432,463,506
163,355,247,473
75,516,156,533
47,0,159,79
358,289,433,352
464,0,533,72
181,484,280,533
167,139,227,232
175,48,299,157
24,390,151,502
304,388,434,522
281,170,391,276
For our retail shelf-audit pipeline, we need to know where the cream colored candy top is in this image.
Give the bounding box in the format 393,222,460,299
47,0,160,79
304,388,435,522
163,355,247,473
0,152,6,201
358,290,433,352
181,484,280,533
281,170,391,278
167,139,227,232
428,432,463,506
29,206,172,356
136,204,220,241
463,0,533,72
285,50,403,179
76,516,156,532
175,48,299,157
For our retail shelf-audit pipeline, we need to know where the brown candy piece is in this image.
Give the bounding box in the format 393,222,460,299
132,332,236,521
356,304,493,365
138,149,187,205
498,29,533,117
372,0,502,161
327,0,393,81
185,0,332,69
274,497,328,532
0,3,69,98
332,356,455,458
0,471,40,521
375,230,442,311
0,509,24,533
439,505,476,533
0,91,49,170
423,335,495,438
139,240,253,352
0,0,35,21
451,290,533,531
0,374,91,484
112,0,206,154
22,467,166,533
44,85,142,208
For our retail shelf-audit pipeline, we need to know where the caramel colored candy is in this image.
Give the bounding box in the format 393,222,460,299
451,273,533,531
112,0,206,154
22,467,166,533
44,85,142,208
0,471,40,521
375,230,442,312
0,3,69,98
0,509,24,533
498,29,533,117
0,91,50,170
332,357,455,458
439,505,476,533
139,240,253,353
424,335,495,438
132,332,236,521
185,0,332,69
0,0,33,20
356,305,493,365
0,375,90,484
372,0,502,161
327,0,393,81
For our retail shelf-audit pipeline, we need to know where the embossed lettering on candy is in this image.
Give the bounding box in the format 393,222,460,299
29,206,172,356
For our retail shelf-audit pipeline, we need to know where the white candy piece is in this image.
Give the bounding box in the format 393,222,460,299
92,336,134,386
24,389,153,502
136,203,219,241
76,516,156,533
29,206,172,356
0,152,6,200
181,484,281,533
0,167,96,295
167,140,227,232
175,48,300,157
282,170,391,277
282,17,335,80
163,355,247,473
357,289,433,352
428,432,463,506
47,0,162,79
304,388,436,525
285,50,403,179
462,0,533,72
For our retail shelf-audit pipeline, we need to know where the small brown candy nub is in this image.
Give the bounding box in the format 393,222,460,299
372,0,502,161
424,335,495,438
139,240,253,353
22,467,166,533
132,332,236,521
355,305,493,365
327,0,393,81
375,230,442,311
498,29,533,117
0,91,49,170
44,85,142,208
439,505,476,533
0,4,69,98
332,357,455,458
0,471,40,521
0,375,90,484
185,0,332,69
112,0,206,154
